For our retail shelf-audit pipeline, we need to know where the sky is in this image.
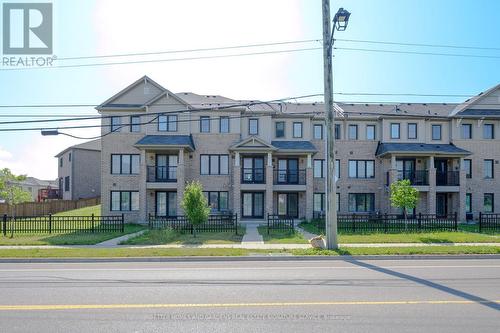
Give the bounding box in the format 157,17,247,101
1,0,500,179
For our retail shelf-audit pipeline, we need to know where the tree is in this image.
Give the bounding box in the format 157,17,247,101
390,179,419,230
181,181,210,237
0,168,32,207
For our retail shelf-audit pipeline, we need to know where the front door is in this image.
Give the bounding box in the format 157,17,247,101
156,191,177,217
242,192,264,218
436,193,447,217
435,159,448,186
277,193,299,218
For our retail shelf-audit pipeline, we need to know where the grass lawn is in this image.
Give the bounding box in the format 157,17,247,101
54,204,101,217
121,227,246,245
0,245,498,258
299,221,499,244
0,224,145,246
257,226,308,244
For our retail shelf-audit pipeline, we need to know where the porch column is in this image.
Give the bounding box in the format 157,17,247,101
458,157,467,222
176,149,185,215
305,153,314,220
428,156,436,215
233,152,241,216
265,152,274,218
139,149,148,223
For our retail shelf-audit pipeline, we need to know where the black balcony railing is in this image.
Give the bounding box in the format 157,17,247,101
397,170,429,186
273,169,306,185
436,170,460,186
242,167,265,184
147,166,177,182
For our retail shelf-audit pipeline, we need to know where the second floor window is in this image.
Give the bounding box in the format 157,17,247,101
313,159,326,178
390,123,400,139
159,115,177,132
313,124,323,140
464,159,472,178
130,116,141,132
64,176,70,192
484,159,494,179
484,124,495,139
59,158,63,167
200,154,229,175
348,160,375,178
335,124,341,140
408,123,417,139
111,116,121,132
366,125,375,140
293,122,303,138
432,124,442,140
249,119,258,135
111,154,140,175
275,122,285,138
461,124,472,139
348,124,358,140
219,116,230,133
200,116,210,133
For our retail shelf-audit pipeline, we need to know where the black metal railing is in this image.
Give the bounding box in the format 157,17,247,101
479,212,500,233
267,214,294,233
436,171,460,186
397,170,429,185
147,166,177,182
309,212,458,234
273,169,306,185
148,213,239,234
242,168,265,184
1,214,124,235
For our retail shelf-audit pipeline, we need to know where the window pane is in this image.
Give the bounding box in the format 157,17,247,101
121,192,130,211
243,193,253,216
314,193,324,212
293,123,302,137
220,117,229,133
348,161,357,178
348,125,357,140
131,155,140,174
210,155,219,175
112,155,121,174
158,115,167,131
168,115,177,131
168,192,177,216
464,159,471,178
121,155,131,174
314,124,323,139
484,194,493,213
254,193,264,216
335,160,340,179
348,194,356,212
357,161,366,178
408,123,417,139
334,124,341,140
432,125,441,140
461,124,471,139
391,124,400,139
249,119,258,134
367,194,374,211
131,192,139,211
484,124,494,139
275,122,284,137
219,192,228,210
219,155,229,174
484,160,493,178
111,117,121,132
366,161,375,178
366,125,375,140
111,192,120,211
200,117,210,132
200,155,209,174
278,194,286,215
466,194,471,213
314,160,323,178
131,116,140,132
156,192,166,216
356,194,366,212
209,192,219,210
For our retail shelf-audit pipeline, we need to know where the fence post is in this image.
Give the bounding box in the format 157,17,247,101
384,213,388,234
121,214,125,232
454,212,458,231
418,213,422,230
352,214,356,233
91,213,95,233
234,214,238,235
479,212,482,233
48,214,52,234
2,214,6,236
267,213,270,235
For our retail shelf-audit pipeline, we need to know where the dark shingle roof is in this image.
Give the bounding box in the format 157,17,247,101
271,141,317,152
376,143,470,156
135,135,195,151
456,109,500,117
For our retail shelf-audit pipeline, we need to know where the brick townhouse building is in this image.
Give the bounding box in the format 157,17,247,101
97,76,500,223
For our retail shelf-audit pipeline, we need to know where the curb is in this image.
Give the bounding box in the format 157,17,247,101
0,254,499,264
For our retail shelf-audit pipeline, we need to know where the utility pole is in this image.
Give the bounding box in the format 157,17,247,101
321,2,350,250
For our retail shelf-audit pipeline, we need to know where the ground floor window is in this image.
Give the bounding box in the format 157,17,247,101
313,193,340,213
484,193,494,213
242,192,264,218
203,191,229,212
466,193,472,213
348,193,375,213
156,191,177,216
277,193,298,218
111,191,139,211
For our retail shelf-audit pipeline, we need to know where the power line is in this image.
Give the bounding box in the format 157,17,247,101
334,46,500,59
335,38,500,51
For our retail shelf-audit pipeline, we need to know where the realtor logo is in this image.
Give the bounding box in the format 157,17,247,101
2,3,53,54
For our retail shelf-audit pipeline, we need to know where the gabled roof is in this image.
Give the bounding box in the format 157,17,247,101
229,136,277,152
134,135,195,151
271,141,317,152
450,83,500,117
55,139,101,157
375,143,470,157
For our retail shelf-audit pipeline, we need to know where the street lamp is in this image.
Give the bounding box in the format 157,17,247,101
322,2,350,250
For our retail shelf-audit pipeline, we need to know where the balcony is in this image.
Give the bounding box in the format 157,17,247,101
397,170,429,186
147,166,177,182
436,171,460,186
242,167,265,184
273,169,306,185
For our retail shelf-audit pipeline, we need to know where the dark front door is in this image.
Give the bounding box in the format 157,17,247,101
242,192,264,218
277,193,299,218
436,193,447,217
435,159,448,186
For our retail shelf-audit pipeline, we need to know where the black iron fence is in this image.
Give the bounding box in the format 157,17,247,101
273,169,306,185
267,214,294,233
397,170,429,185
148,214,239,234
479,213,500,233
1,214,124,235
436,171,460,186
242,168,265,184
310,212,458,234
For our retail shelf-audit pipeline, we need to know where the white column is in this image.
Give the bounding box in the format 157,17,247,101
267,152,273,167
235,152,240,166
307,154,312,168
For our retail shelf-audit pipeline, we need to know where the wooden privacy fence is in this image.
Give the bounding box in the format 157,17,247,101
311,212,458,234
479,213,500,232
267,214,295,233
1,214,124,235
148,214,239,235
0,197,100,217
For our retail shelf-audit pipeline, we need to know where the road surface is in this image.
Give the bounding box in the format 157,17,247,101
0,258,499,332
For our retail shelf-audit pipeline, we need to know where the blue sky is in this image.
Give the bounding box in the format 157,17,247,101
1,0,500,179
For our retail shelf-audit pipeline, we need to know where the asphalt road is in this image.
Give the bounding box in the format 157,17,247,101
0,258,499,332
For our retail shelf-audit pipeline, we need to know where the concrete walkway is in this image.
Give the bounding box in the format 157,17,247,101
241,223,264,245
95,230,147,247
296,225,318,240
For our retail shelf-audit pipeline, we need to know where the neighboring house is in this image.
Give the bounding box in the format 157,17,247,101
5,177,59,202
55,139,101,200
97,76,500,223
